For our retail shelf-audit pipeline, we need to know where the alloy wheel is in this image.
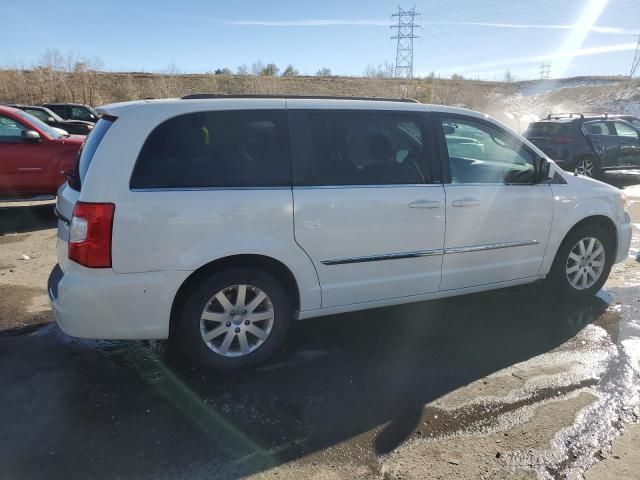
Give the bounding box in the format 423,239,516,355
565,237,605,290
575,158,594,177
199,284,274,357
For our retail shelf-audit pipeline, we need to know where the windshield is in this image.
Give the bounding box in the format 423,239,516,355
13,108,64,139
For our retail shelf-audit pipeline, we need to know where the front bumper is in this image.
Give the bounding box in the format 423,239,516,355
48,263,189,340
616,213,633,263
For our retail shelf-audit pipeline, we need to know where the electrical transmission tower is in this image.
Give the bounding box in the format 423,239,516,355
539,63,551,80
391,6,421,78
630,35,640,79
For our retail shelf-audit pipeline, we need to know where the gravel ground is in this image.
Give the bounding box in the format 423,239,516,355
1,173,639,480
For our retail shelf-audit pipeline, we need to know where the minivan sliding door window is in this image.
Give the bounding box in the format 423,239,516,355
290,110,431,186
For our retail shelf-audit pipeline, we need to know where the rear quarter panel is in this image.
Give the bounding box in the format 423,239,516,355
82,100,322,312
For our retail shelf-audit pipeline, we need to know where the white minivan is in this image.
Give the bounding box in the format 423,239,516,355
49,95,632,369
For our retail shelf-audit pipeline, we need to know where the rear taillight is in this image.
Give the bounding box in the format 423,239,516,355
551,136,574,145
68,202,115,268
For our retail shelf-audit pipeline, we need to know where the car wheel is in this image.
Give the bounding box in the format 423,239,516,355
547,225,614,298
575,155,601,178
176,268,292,370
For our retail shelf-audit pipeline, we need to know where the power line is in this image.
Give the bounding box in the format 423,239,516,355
630,34,640,78
539,62,551,80
391,6,421,79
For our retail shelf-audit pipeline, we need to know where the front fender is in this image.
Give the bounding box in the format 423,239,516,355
542,175,624,274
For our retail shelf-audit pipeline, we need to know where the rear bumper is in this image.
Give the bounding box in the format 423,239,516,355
48,263,189,340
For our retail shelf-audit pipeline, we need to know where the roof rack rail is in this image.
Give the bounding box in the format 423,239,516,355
546,112,585,120
180,93,420,103
581,111,609,118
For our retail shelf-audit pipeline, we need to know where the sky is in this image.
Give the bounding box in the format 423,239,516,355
1,0,638,80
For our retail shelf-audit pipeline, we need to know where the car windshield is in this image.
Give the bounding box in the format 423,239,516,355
25,108,64,123
13,108,64,138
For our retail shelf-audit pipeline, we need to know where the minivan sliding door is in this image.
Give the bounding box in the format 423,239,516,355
289,106,445,308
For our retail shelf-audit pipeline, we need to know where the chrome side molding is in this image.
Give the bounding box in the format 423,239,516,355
445,240,539,254
321,240,539,266
321,249,444,266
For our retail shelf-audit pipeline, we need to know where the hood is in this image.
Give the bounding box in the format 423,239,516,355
564,171,622,195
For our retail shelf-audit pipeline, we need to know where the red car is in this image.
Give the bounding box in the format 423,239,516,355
0,106,84,199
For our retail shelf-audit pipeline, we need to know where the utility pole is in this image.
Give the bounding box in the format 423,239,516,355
630,35,640,79
539,63,551,80
391,6,421,79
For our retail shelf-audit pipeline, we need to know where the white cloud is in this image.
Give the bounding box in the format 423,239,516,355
218,18,638,35
225,19,392,27
437,42,637,76
432,21,638,36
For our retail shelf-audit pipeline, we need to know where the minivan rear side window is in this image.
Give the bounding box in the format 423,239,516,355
70,116,115,191
290,110,429,186
130,110,290,189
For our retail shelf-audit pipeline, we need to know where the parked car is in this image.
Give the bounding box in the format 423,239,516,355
9,104,94,136
49,96,632,370
608,114,640,130
524,113,640,177
41,103,99,123
0,106,84,199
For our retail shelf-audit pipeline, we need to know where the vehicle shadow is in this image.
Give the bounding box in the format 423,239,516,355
0,202,56,235
7,286,610,480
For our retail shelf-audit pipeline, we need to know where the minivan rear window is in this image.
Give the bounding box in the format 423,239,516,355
69,116,115,191
130,110,290,189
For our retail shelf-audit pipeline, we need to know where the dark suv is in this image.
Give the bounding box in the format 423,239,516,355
524,113,640,177
9,105,94,135
41,103,99,123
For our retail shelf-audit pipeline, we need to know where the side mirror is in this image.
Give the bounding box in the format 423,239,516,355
21,130,41,142
89,114,96,120
47,117,55,124
443,125,455,135
537,157,551,182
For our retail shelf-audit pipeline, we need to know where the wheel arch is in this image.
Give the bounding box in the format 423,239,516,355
553,214,618,267
169,254,301,337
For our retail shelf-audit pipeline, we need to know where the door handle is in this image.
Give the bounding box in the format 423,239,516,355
408,199,440,209
452,198,480,207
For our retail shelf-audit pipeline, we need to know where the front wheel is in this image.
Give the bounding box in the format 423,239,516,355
546,225,614,298
176,268,292,370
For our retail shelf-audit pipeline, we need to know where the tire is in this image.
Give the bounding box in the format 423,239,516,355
176,268,292,370
546,224,614,298
575,155,602,178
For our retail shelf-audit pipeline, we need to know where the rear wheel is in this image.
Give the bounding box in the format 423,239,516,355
176,268,292,370
546,224,614,298
575,155,601,178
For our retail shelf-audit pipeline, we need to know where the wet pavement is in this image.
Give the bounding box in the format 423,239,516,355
1,172,640,480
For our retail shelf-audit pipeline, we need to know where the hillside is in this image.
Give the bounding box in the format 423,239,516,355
1,69,638,132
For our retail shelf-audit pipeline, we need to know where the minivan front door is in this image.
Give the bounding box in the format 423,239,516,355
437,114,553,291
289,107,445,308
